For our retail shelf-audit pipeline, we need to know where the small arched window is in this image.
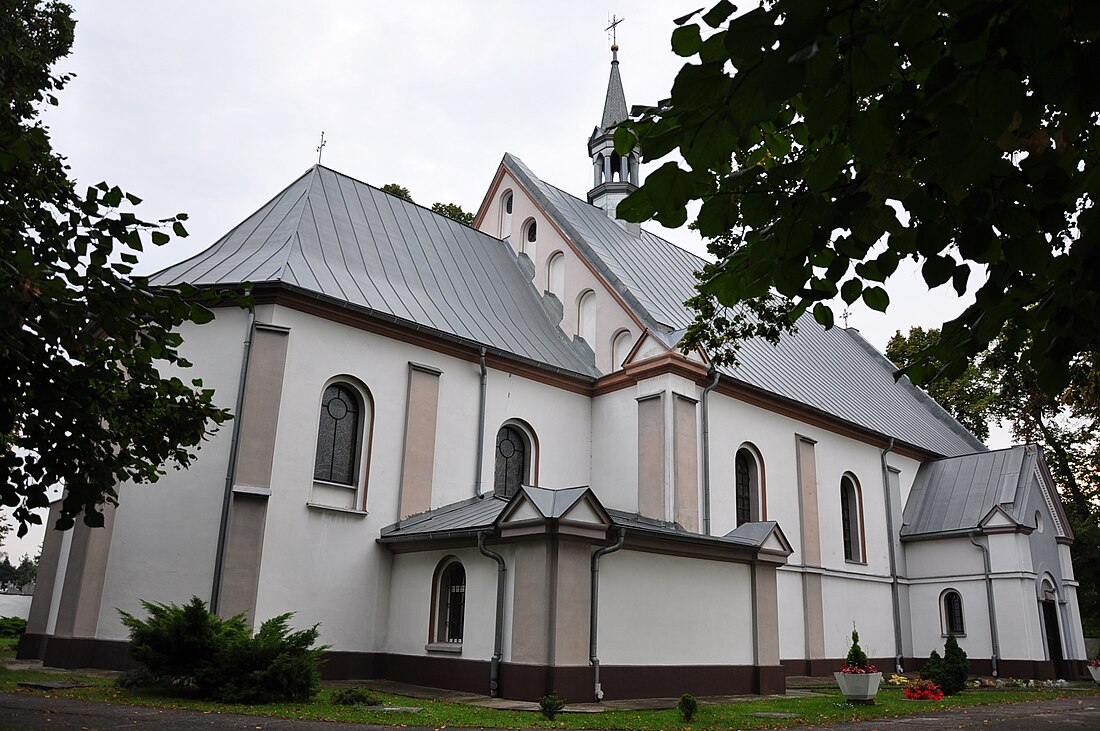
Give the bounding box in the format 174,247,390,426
611,329,633,371
546,251,564,298
314,384,361,485
432,559,466,644
734,447,763,527
494,424,533,498
577,290,596,345
500,190,513,238
840,474,864,562
942,590,964,635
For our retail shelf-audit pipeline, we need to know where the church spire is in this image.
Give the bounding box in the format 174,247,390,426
588,19,640,219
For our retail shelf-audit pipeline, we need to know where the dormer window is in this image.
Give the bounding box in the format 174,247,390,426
500,190,513,238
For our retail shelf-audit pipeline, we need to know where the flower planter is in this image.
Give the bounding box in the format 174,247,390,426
1088,665,1100,684
835,672,882,704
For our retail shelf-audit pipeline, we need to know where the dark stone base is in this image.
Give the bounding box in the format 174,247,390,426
782,655,1070,681
16,634,789,700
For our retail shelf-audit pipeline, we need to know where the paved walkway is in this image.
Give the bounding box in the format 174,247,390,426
1,692,1098,730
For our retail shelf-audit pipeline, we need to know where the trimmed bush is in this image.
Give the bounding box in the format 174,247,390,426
0,616,27,637
331,686,381,706
119,596,325,704
539,692,566,720
678,693,698,722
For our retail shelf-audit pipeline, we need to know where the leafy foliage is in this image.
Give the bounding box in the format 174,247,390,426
118,596,325,704
616,0,1100,395
677,693,698,722
886,328,996,441
430,202,475,226
1,0,233,535
0,553,38,592
381,183,413,201
538,692,566,720
922,635,968,696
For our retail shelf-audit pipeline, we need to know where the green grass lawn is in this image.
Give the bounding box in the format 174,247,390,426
0,637,18,660
1,666,1096,729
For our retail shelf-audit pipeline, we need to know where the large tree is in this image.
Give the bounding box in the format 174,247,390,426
615,0,1099,393
889,326,1100,635
1,1,231,534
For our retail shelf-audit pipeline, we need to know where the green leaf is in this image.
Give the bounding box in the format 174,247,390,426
672,25,703,57
615,187,657,223
804,144,849,193
151,231,170,246
702,0,736,28
813,302,835,328
862,286,890,312
841,278,863,305
674,7,705,25
922,255,955,287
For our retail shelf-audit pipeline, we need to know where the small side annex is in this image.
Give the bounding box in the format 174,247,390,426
377,485,793,701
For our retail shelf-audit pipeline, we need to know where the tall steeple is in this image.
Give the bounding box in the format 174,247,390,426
588,28,640,218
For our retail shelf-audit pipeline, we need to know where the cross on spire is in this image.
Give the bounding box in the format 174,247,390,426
316,131,326,164
605,14,624,49
841,308,851,327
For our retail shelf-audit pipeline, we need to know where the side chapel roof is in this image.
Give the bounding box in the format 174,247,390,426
901,444,1074,541
500,154,986,458
150,165,599,379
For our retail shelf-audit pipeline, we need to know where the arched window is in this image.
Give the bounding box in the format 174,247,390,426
500,190,513,238
494,423,534,498
734,446,763,526
577,290,596,345
314,384,362,485
840,474,864,562
546,251,564,298
941,590,965,635
521,218,537,257
611,329,633,371
432,559,466,644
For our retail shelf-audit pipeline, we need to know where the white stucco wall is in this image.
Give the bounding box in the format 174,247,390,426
597,550,753,665
590,389,639,513
821,574,894,659
908,578,992,660
95,307,251,639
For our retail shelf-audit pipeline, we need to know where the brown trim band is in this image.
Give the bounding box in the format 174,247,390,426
781,656,1071,681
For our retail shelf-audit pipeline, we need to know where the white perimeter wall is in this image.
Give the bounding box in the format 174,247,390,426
597,550,753,665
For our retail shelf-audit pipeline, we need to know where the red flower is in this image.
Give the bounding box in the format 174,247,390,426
839,664,879,674
904,676,944,700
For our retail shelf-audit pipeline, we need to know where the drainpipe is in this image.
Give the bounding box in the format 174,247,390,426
474,348,488,498
211,307,255,613
880,437,904,673
478,531,506,697
590,527,626,701
700,368,721,536
969,531,1000,677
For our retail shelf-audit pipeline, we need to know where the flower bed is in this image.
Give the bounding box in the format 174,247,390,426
904,677,944,701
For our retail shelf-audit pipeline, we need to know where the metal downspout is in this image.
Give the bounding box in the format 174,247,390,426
211,307,255,613
478,531,506,697
474,348,488,498
590,527,626,701
880,437,904,673
969,532,1000,676
700,368,721,536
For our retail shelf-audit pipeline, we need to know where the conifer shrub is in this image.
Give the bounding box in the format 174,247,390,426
0,616,27,637
119,596,325,703
678,693,699,722
539,692,566,719
331,686,381,706
840,626,877,673
921,635,968,695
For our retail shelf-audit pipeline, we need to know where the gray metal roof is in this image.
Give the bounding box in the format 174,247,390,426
599,53,629,130
379,487,786,553
503,154,985,457
151,165,599,378
901,444,1055,539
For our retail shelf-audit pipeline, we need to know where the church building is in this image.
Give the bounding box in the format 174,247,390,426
19,43,1088,701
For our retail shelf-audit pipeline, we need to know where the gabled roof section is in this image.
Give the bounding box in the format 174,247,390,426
901,444,1071,540
502,153,985,457
151,165,599,378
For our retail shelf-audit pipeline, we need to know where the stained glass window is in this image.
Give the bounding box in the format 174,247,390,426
440,562,465,643
494,426,527,498
944,591,964,634
735,451,752,526
313,384,359,484
841,476,859,561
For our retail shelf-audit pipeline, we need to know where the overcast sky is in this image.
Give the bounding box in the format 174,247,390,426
5,1,1005,560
